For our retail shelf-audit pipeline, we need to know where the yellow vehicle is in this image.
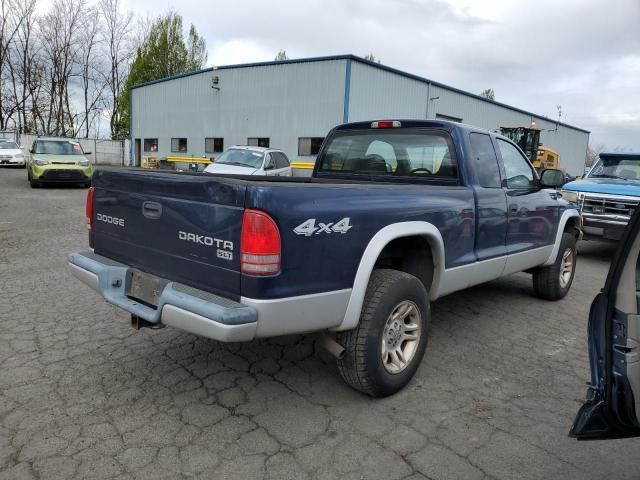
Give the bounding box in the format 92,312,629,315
27,138,93,188
500,125,559,172
534,146,559,171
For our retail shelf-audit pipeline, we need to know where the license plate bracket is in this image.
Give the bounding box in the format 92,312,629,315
126,270,167,308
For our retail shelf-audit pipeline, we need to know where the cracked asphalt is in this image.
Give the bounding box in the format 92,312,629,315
1,166,640,480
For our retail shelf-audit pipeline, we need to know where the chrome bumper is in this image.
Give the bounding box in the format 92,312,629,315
578,193,638,240
68,250,258,342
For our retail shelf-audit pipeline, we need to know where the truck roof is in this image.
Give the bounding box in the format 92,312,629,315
333,119,494,136
599,152,640,159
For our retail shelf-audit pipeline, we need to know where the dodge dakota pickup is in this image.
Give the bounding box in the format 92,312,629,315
69,120,580,396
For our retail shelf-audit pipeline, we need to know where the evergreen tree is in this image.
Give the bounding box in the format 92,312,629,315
113,12,207,138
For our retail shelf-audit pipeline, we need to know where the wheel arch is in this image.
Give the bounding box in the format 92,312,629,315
333,221,445,332
542,208,581,266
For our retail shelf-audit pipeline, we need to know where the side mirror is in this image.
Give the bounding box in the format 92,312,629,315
264,160,275,170
540,168,565,188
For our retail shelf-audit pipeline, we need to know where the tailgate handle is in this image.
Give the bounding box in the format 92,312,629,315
142,201,162,219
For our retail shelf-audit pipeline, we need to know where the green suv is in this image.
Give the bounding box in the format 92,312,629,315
27,138,93,188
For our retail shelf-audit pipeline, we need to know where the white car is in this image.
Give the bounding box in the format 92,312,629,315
0,140,26,167
204,146,292,176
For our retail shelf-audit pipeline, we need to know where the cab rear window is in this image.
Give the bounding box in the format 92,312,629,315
317,130,457,179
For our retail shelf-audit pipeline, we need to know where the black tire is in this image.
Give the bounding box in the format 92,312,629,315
336,269,430,397
532,231,577,300
29,179,39,188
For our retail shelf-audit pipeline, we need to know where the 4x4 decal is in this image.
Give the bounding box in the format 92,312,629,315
293,217,352,236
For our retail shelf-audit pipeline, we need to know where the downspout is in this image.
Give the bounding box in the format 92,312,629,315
342,59,352,124
128,87,133,166
425,82,431,119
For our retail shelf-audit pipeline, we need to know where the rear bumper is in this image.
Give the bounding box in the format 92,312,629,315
68,250,352,341
68,250,258,342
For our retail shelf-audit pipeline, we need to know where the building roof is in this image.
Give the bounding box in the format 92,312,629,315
131,54,590,135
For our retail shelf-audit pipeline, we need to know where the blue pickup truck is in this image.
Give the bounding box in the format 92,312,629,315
69,120,580,396
561,153,640,241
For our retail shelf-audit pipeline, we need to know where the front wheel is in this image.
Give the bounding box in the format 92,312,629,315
532,231,577,300
336,269,429,397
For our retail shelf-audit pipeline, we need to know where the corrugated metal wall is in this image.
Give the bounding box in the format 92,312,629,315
132,57,589,175
131,60,346,165
348,62,589,175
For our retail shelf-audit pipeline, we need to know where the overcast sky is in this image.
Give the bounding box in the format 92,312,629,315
122,0,639,151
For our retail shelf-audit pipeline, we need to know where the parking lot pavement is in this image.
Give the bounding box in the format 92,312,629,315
1,167,640,480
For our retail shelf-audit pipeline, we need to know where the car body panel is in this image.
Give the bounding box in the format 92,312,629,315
563,178,640,197
570,206,640,440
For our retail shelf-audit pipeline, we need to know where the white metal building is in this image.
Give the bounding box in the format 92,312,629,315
130,55,590,175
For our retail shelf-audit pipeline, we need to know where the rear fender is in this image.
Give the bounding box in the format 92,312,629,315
332,221,445,332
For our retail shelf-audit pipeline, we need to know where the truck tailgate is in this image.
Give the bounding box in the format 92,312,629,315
91,169,245,299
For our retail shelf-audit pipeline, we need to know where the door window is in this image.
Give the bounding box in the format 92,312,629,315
273,152,290,169
498,139,536,189
470,133,501,188
264,153,275,170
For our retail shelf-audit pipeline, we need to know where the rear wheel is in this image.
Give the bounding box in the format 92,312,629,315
532,231,577,300
336,269,429,397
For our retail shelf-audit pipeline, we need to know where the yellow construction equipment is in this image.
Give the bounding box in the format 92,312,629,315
533,146,559,171
500,123,560,172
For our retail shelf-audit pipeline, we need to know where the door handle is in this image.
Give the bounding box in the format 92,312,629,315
509,204,518,214
142,201,162,219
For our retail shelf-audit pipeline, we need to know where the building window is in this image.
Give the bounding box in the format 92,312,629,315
143,138,158,152
436,113,463,123
171,138,188,152
205,137,224,153
248,137,270,148
298,137,324,156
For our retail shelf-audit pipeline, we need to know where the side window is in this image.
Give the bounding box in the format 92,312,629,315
274,152,289,169
470,133,501,188
498,139,536,189
264,153,275,169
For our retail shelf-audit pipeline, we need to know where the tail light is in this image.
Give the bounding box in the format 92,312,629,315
241,209,281,275
85,186,95,230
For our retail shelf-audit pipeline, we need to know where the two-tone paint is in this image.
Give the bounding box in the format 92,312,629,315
70,120,579,341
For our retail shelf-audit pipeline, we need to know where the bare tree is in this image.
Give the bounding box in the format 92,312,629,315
38,0,88,136
99,0,133,138
75,6,106,137
585,143,605,167
9,0,39,133
0,0,22,130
